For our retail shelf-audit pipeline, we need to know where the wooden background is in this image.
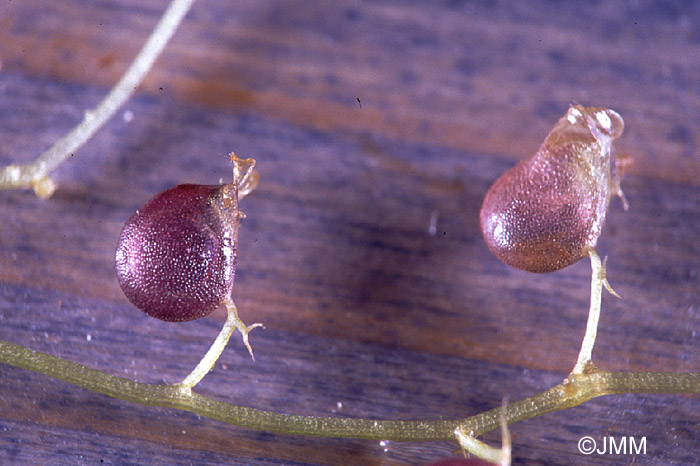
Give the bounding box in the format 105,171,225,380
1,1,699,464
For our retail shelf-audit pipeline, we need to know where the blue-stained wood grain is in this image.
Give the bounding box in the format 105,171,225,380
0,1,698,465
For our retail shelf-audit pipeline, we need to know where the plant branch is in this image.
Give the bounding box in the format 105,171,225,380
571,249,605,374
457,369,700,438
1,339,698,442
0,0,197,198
177,299,240,395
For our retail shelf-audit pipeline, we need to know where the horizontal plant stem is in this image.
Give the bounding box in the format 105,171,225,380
2,339,698,441
0,340,454,440
458,369,700,436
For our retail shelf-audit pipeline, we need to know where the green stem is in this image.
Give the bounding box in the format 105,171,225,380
457,369,700,437
2,339,698,441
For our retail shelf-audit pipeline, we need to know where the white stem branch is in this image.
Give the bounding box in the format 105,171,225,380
177,298,263,395
0,0,197,197
571,249,605,374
